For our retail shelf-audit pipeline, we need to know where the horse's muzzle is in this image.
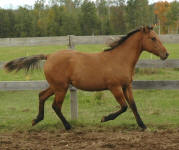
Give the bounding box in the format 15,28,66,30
161,52,169,60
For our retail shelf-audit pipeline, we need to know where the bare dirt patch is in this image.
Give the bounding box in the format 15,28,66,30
1,128,179,150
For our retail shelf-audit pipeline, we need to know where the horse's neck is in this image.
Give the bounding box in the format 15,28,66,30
112,32,142,69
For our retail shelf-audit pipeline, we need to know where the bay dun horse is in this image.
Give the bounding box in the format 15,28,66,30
4,26,169,130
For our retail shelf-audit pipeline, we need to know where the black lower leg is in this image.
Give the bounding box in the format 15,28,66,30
136,114,146,129
32,101,44,126
52,103,71,130
101,106,127,122
130,102,146,129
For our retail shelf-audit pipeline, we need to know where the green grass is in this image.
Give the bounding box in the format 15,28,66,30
0,45,67,61
0,43,179,81
0,90,179,132
134,68,179,80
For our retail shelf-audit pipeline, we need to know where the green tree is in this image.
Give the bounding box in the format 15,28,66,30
80,0,100,35
96,0,112,34
46,5,61,36
14,7,33,37
32,0,47,36
166,1,179,33
126,0,151,30
110,0,127,34
47,1,81,35
0,9,16,37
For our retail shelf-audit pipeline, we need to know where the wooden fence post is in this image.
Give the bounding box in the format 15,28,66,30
68,35,78,120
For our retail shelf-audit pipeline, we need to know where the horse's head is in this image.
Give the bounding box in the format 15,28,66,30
141,26,169,60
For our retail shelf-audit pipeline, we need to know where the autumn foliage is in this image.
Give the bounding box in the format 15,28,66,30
154,1,179,34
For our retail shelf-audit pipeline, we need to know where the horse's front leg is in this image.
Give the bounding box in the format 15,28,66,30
101,86,128,122
123,85,146,130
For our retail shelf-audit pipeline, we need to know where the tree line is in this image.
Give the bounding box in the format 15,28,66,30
0,0,178,38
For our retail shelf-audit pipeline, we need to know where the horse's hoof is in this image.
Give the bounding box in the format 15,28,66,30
65,124,72,130
101,116,106,122
140,125,147,131
32,119,37,126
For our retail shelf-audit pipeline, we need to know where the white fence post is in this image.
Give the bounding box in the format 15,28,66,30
68,35,78,120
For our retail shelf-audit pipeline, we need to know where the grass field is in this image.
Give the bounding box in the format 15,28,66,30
0,90,179,132
0,43,179,133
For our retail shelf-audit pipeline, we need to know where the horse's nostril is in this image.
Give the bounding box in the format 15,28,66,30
166,52,169,57
161,52,169,60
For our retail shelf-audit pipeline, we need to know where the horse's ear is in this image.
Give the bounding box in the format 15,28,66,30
148,25,154,30
140,26,145,32
151,25,154,30
142,26,151,33
140,26,143,31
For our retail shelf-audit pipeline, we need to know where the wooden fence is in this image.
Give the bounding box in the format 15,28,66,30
1,80,179,91
0,35,179,120
0,34,178,47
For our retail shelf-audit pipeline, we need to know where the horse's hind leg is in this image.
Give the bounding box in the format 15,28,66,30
101,86,128,122
52,89,71,130
32,87,54,126
123,85,146,129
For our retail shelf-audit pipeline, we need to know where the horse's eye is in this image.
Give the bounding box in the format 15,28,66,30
151,37,156,41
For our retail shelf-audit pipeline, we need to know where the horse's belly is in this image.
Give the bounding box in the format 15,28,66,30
71,78,107,91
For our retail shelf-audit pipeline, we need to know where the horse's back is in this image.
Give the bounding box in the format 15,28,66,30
45,50,101,69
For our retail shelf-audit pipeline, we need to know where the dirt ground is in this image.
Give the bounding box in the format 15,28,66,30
0,127,179,150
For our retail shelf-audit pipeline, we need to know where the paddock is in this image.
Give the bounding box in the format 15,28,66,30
0,89,179,149
0,35,179,149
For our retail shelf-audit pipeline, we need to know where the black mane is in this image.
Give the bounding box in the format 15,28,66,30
104,29,140,51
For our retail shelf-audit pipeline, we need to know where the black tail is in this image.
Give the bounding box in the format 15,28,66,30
4,54,47,73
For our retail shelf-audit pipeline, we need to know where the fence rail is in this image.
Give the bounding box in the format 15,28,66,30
1,80,179,91
0,36,69,47
0,34,178,47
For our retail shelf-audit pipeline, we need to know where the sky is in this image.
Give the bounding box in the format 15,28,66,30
0,0,176,9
